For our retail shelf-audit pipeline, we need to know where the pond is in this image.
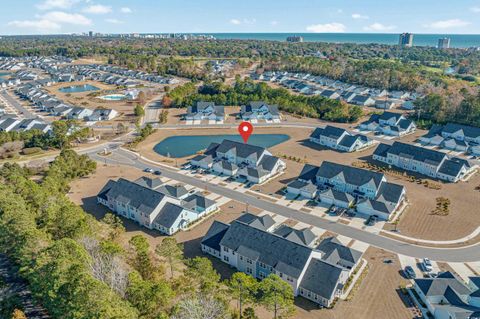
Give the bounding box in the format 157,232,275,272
99,94,127,101
58,84,100,93
153,134,290,158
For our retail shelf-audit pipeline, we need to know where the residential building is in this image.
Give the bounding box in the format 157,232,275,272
373,142,478,182
190,139,286,184
287,162,406,220
240,101,281,121
438,37,451,49
286,36,304,43
309,125,374,152
186,101,225,122
419,123,480,155
413,272,480,319
350,95,375,106
97,177,217,235
201,216,362,307
399,32,414,47
359,111,416,136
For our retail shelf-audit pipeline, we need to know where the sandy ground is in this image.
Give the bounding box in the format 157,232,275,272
45,81,137,117
290,248,416,319
134,125,479,241
68,164,417,319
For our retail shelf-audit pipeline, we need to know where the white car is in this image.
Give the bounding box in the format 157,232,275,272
422,258,433,272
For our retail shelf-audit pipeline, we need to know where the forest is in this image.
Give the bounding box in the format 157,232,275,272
0,149,296,319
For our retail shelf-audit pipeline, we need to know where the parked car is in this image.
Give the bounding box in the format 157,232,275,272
154,170,162,175
182,164,192,170
422,258,433,272
144,168,153,173
404,266,416,279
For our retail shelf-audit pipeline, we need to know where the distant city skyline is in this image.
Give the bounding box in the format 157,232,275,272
2,0,480,35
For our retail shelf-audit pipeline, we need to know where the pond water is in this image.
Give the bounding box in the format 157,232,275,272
99,94,127,101
153,134,290,158
58,84,99,93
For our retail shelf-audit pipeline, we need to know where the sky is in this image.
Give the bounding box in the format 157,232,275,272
2,0,480,35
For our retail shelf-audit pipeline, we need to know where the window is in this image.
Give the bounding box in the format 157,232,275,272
223,256,229,262
259,262,266,268
240,256,243,261
223,247,229,252
246,267,252,274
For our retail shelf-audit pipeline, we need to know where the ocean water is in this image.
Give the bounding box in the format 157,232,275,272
208,33,480,48
153,134,290,158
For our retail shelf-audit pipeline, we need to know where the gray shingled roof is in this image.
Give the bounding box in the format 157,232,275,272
317,237,361,268
157,184,188,199
201,220,230,251
299,258,344,300
219,221,312,278
99,178,165,216
134,176,163,189
182,193,215,210
443,123,480,139
273,225,316,246
153,202,185,228
377,142,447,166
216,139,266,160
316,161,385,188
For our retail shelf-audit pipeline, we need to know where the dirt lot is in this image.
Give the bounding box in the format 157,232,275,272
288,247,415,319
45,81,138,119
68,163,416,319
135,124,479,241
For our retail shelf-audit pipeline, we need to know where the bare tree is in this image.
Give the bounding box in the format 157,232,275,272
171,294,231,319
79,237,129,297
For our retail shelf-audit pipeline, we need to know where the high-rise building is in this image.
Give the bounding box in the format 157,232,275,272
438,37,451,49
286,35,304,43
398,33,413,47
88,31,93,37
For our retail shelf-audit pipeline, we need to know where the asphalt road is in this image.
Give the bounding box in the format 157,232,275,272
0,90,37,119
89,146,480,262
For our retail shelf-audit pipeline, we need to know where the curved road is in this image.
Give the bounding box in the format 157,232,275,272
89,146,480,262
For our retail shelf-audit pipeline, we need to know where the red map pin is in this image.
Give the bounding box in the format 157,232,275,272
238,121,253,143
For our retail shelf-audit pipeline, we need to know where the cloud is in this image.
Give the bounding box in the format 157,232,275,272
36,0,79,10
229,18,256,25
120,7,132,13
306,22,346,33
352,13,369,20
41,11,92,25
424,19,470,29
82,4,111,14
471,6,480,12
270,20,278,26
105,18,123,24
8,19,61,31
363,22,396,31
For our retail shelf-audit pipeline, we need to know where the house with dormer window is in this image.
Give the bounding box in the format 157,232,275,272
186,101,225,121
190,139,286,184
287,162,406,220
240,101,281,121
201,216,362,308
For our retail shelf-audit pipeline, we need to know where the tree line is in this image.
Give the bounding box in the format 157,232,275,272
164,78,363,123
0,149,296,318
